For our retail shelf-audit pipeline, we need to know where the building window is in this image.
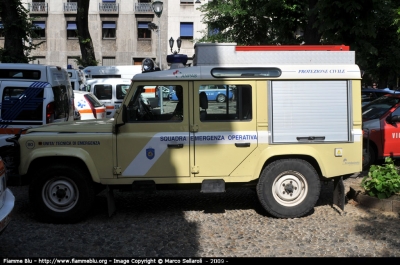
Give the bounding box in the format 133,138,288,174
102,57,115,66
67,22,78,39
138,22,151,39
180,0,194,4
33,21,46,39
102,21,116,39
180,22,193,39
0,22,4,38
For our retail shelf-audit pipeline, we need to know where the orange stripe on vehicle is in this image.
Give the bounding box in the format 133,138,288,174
79,109,106,114
0,128,28,135
105,106,115,110
144,88,156,93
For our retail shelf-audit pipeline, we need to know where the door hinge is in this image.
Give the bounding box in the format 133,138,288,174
113,167,122,175
191,165,199,174
191,124,199,132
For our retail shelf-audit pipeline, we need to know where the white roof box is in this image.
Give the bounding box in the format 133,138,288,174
193,43,355,66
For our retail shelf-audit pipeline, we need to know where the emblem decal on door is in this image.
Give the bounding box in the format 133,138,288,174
146,148,155,160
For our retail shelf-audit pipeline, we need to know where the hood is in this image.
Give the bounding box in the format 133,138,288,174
26,119,114,134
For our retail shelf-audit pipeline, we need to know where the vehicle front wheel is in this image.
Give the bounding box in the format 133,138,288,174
257,159,321,218
29,164,95,223
216,94,226,103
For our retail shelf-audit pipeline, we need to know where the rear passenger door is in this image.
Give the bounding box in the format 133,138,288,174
0,81,46,132
191,81,258,177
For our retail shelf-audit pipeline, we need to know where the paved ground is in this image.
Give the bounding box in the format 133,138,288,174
1,175,400,258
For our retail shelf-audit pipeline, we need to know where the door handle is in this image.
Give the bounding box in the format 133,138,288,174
235,143,250,147
296,136,326,141
167,144,184,148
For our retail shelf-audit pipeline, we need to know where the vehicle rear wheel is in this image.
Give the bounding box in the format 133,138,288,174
216,94,226,103
29,164,95,223
257,159,321,218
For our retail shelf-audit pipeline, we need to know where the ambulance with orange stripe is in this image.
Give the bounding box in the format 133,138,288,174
6,43,362,223
0,63,74,147
85,78,131,118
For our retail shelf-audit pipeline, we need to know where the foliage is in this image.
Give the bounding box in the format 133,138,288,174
198,0,400,87
0,0,44,63
361,157,400,199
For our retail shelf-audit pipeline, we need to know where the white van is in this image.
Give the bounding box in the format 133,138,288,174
67,68,87,91
86,78,132,118
83,65,142,79
0,64,74,146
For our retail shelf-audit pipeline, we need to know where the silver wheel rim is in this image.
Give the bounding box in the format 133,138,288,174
217,94,225,103
42,177,79,212
271,171,308,207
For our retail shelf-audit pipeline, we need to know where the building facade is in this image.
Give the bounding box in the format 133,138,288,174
0,0,208,70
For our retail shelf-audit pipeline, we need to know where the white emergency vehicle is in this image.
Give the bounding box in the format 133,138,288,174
0,64,74,147
67,67,88,91
4,43,362,223
86,78,132,118
83,65,142,79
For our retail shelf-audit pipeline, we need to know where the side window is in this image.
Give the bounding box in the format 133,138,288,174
198,84,252,121
392,106,400,116
1,87,44,121
52,85,69,119
116,84,130,99
126,85,183,123
93,85,112,100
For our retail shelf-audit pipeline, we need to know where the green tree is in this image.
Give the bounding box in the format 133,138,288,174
0,0,43,63
198,0,400,87
75,0,97,67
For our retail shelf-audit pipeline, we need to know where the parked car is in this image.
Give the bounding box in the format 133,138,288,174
73,91,106,120
169,85,233,103
0,157,14,234
0,63,75,147
362,93,400,168
361,88,400,106
86,78,132,118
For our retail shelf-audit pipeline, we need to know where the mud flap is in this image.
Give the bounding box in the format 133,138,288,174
106,185,116,217
333,176,345,211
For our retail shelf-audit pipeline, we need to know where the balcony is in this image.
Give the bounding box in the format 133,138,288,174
29,2,48,14
99,3,119,14
64,3,77,14
134,3,153,13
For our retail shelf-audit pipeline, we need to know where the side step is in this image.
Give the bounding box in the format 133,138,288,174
201,179,225,193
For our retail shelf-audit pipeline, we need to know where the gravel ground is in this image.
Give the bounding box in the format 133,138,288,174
1,176,400,258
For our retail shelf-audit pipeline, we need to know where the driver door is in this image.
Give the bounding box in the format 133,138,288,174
116,81,191,179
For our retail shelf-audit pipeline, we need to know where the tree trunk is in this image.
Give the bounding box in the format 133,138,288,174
76,0,97,67
0,0,28,63
303,0,321,45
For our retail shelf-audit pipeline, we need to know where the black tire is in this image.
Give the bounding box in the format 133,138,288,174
29,164,95,223
216,94,226,103
256,159,321,218
362,143,376,170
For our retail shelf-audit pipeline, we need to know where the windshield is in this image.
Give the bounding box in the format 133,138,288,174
362,96,400,120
